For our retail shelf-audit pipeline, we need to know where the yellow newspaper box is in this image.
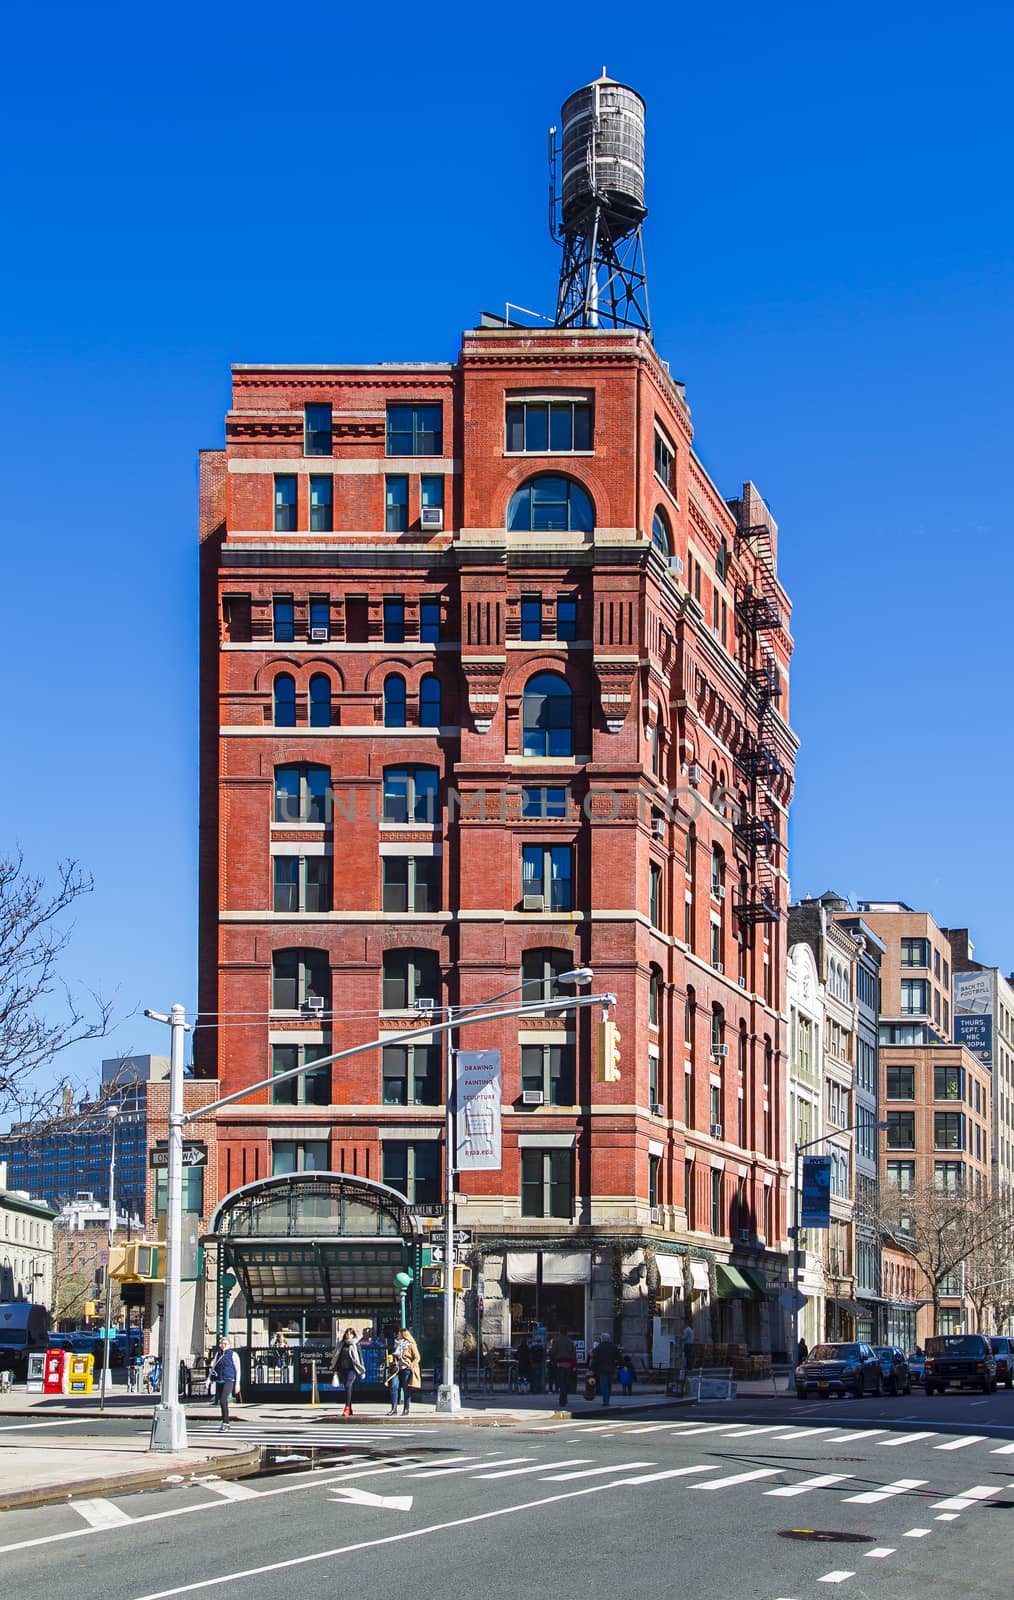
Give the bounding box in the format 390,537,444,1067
67,1353,94,1394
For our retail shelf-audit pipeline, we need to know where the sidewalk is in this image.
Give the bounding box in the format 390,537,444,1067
0,1427,260,1513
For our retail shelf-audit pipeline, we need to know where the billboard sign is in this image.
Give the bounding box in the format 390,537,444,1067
454,1049,502,1171
800,1154,832,1228
954,970,994,1067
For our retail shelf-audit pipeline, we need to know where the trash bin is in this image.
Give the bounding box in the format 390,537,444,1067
68,1353,94,1394
43,1349,68,1394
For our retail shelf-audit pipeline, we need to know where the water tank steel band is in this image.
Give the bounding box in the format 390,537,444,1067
560,80,646,233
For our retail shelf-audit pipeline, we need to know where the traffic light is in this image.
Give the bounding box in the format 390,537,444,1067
110,1242,164,1282
453,1266,473,1293
83,1300,98,1320
419,1265,473,1293
595,1017,621,1082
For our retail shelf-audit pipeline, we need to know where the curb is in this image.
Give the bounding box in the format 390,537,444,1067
0,1446,262,1513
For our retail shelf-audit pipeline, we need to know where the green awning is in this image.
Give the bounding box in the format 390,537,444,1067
740,1267,776,1300
715,1264,754,1299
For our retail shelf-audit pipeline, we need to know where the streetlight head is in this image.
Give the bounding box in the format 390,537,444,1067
557,967,594,986
107,1103,120,1123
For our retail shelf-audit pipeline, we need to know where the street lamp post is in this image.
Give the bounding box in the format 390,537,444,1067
99,1103,120,1411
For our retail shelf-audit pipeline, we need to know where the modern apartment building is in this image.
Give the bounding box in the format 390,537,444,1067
857,903,953,1044
196,323,798,1364
945,928,1014,1190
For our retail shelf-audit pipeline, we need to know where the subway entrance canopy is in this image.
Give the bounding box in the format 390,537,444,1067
208,1172,422,1314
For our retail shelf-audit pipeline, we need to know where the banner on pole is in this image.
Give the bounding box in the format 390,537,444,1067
800,1154,832,1228
455,1049,502,1171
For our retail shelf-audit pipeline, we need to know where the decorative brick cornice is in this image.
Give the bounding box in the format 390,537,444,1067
461,659,505,733
594,658,638,733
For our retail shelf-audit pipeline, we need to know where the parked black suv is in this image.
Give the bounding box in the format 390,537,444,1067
924,1334,997,1394
796,1342,882,1399
989,1336,1014,1390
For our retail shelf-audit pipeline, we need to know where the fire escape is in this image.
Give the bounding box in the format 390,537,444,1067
733,521,784,926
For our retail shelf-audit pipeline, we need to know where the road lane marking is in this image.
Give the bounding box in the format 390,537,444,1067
936,1513,960,1521
609,1466,719,1485
694,1468,781,1491
866,1548,895,1557
200,1480,259,1500
931,1485,1002,1510
543,1462,655,1481
816,1573,855,1585
827,1430,886,1442
475,1459,590,1478
990,1441,1014,1454
767,1427,836,1441
935,1435,987,1451
881,1432,936,1446
405,1456,504,1475
764,1474,853,1497
617,1422,683,1433
331,1486,413,1511
844,1476,926,1504
0,1418,103,1432
903,1528,931,1537
71,1499,132,1528
721,1426,785,1438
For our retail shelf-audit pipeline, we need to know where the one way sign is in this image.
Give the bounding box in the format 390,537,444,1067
149,1142,209,1169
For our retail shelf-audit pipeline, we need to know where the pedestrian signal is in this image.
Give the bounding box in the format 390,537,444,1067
420,1265,444,1292
595,1018,621,1082
453,1266,473,1293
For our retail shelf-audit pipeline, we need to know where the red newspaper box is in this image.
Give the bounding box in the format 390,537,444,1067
43,1349,67,1394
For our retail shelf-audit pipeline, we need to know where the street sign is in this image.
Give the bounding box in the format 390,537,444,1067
428,1245,460,1266
450,1228,473,1247
149,1142,209,1169
778,1287,807,1314
411,1204,445,1220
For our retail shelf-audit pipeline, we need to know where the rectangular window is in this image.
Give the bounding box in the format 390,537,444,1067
521,1043,575,1105
650,864,661,927
934,988,941,1023
506,400,592,453
381,855,440,912
556,596,578,641
381,1142,441,1205
382,1043,440,1106
886,1111,916,1148
420,475,444,513
273,856,332,914
382,767,439,824
886,1160,915,1193
934,1111,963,1150
271,1140,329,1176
309,598,330,639
886,1065,915,1099
274,475,297,532
304,403,332,456
520,595,543,641
934,1160,964,1193
387,404,442,457
648,1053,659,1107
521,844,573,911
709,1082,721,1128
654,429,674,490
309,476,333,532
710,922,721,969
521,786,568,818
521,1149,573,1218
900,938,930,967
934,948,941,977
934,1064,963,1101
710,1168,722,1235
271,1044,330,1107
154,1165,204,1217
273,597,295,642
274,765,330,824
385,476,409,532
419,598,441,643
648,1154,660,1210
900,978,929,1015
383,598,405,643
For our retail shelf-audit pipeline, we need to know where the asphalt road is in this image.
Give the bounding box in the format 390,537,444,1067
4,1397,1014,1600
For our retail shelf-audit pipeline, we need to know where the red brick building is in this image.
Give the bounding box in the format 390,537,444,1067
197,324,797,1364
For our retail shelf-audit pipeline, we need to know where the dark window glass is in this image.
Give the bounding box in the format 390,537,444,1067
382,1044,440,1106
934,1112,963,1150
273,598,295,642
421,475,444,510
419,674,442,727
344,596,369,642
273,857,299,913
382,856,409,913
309,477,333,532
274,475,297,532
382,766,439,824
382,949,441,1010
507,475,594,533
521,844,573,911
271,948,330,1011
521,1043,575,1105
506,401,592,453
652,510,671,556
309,674,331,728
384,676,407,728
304,856,332,912
274,764,331,823
304,403,332,456
886,1111,916,1149
382,855,440,912
309,599,330,638
933,1064,961,1100
654,431,674,488
385,477,409,532
386,405,442,457
520,1149,572,1218
886,1065,914,1099
520,596,543,641
521,786,568,818
419,599,441,643
556,597,578,640
522,671,573,757
520,947,573,1007
384,598,405,642
273,674,296,727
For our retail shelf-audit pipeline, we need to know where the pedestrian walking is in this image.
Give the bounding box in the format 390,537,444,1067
387,1327,421,1415
331,1327,366,1417
796,1337,809,1366
590,1333,618,1406
549,1328,577,1408
515,1336,532,1394
681,1320,695,1368
210,1337,240,1432
529,1336,545,1395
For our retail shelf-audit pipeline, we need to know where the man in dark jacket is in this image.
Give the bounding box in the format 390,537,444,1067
590,1334,619,1406
211,1337,240,1431
549,1329,577,1407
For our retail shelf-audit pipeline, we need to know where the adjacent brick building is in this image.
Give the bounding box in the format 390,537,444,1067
197,324,797,1362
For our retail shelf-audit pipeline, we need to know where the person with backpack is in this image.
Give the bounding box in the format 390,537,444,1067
210,1337,240,1431
549,1328,577,1407
331,1327,366,1417
590,1333,619,1406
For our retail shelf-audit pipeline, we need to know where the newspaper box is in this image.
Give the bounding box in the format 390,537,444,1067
68,1352,95,1394
26,1351,47,1392
43,1349,68,1394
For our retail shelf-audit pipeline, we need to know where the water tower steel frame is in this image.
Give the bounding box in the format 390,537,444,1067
550,73,651,335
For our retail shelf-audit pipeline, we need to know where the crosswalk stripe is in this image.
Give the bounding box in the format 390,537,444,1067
990,1440,1014,1454
610,1466,720,1486
722,1426,786,1438
407,1458,518,1478
827,1430,886,1443
658,1424,741,1438
407,1456,485,1473
768,1427,836,1441
881,1431,936,1447
931,1485,1002,1511
617,1422,682,1433
201,1480,260,1500
476,1459,591,1479
543,1462,655,1481
844,1477,926,1505
817,1571,855,1585
694,1468,781,1491
935,1435,987,1451
764,1474,853,1498
865,1548,896,1558
70,1499,132,1529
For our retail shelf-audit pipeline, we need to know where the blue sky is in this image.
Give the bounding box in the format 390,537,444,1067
1,0,1011,1100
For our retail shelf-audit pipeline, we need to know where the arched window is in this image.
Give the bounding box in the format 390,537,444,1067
522,671,572,757
382,948,441,1010
507,474,594,533
711,845,725,897
273,673,296,727
274,764,331,823
309,674,331,728
382,765,439,823
521,947,575,1012
272,947,330,1011
419,674,442,728
652,508,672,556
384,674,407,728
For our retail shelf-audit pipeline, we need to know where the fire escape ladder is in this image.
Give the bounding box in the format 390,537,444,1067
734,524,784,927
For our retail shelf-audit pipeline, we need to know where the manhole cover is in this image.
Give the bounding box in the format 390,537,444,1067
779,1530,875,1544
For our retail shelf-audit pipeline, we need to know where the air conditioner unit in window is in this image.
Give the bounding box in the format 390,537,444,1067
303,996,326,1013
710,1122,723,1139
738,976,747,989
420,506,444,530
652,816,665,837
711,1044,730,1057
521,1089,545,1106
668,556,685,576
651,1102,664,1117
523,894,545,912
715,885,726,900
310,627,329,642
714,962,724,974
686,764,703,786
649,1205,662,1223
415,997,437,1014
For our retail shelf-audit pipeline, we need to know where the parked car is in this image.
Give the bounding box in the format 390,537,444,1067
924,1334,997,1395
907,1349,926,1386
872,1346,912,1395
795,1342,883,1399
989,1337,1014,1390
